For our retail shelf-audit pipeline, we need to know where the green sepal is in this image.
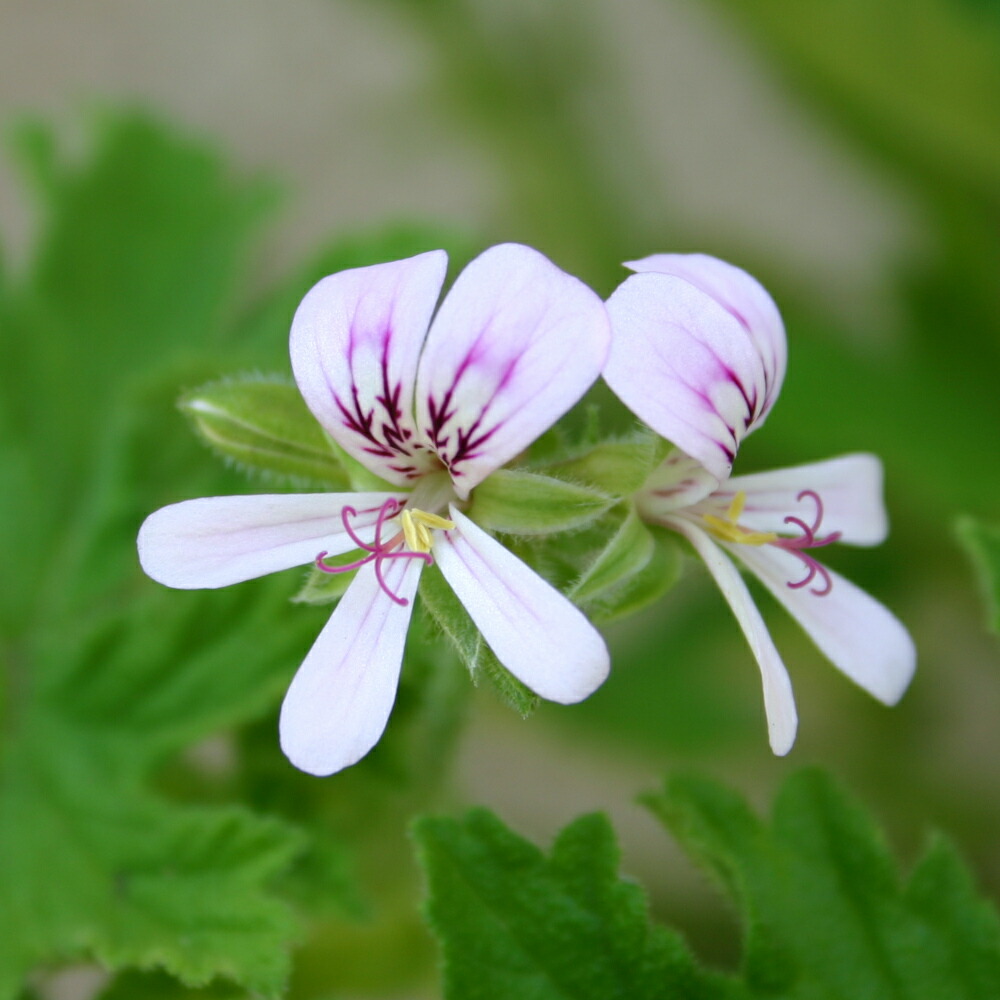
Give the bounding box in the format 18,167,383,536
569,510,681,624
466,469,614,536
570,506,654,601
293,551,360,606
418,563,539,717
179,376,350,487
544,433,670,497
324,434,400,492
584,527,682,624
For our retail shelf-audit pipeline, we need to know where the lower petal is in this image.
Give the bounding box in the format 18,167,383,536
138,492,403,589
433,506,609,704
667,517,798,755
730,543,915,705
279,557,422,776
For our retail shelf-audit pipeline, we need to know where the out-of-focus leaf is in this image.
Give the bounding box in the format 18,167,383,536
0,112,345,998
644,769,1000,999
180,376,350,488
2,112,278,502
414,808,733,1000
712,0,1000,195
956,516,1000,634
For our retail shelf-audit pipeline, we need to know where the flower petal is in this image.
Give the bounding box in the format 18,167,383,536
722,454,887,546
604,271,772,481
637,449,722,519
414,244,610,498
729,542,916,705
666,516,798,755
290,250,448,486
432,506,609,703
279,557,422,776
137,492,403,589
625,253,786,416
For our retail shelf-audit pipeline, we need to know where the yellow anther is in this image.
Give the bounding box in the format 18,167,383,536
726,491,746,522
400,508,456,554
702,491,778,547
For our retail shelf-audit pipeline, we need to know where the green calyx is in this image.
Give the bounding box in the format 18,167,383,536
466,469,614,536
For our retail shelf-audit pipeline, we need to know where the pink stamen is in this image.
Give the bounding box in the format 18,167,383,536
771,490,842,596
315,497,431,605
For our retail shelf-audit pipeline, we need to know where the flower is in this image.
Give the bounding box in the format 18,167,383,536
138,244,612,775
603,253,915,753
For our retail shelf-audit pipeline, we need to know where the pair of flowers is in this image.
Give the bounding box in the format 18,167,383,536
138,244,914,775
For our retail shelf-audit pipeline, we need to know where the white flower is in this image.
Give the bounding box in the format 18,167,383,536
139,244,611,775
603,253,915,753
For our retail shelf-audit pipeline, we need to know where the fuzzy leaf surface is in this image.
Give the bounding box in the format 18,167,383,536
644,769,1000,999
415,808,733,1000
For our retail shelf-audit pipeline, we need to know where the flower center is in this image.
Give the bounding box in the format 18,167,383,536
702,489,842,596
314,498,455,606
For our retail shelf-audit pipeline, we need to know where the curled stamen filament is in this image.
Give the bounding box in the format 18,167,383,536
315,498,433,606
771,490,842,596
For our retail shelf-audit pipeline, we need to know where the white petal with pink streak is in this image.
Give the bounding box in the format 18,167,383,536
605,272,771,480
729,542,915,705
279,557,422,775
666,516,798,754
721,453,887,546
290,250,447,486
432,506,610,703
137,492,402,589
625,253,786,416
415,244,610,498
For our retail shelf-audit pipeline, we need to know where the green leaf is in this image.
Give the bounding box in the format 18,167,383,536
644,769,1000,999
2,111,278,505
956,516,1000,634
0,111,357,998
467,469,614,535
544,435,670,497
180,376,350,487
0,722,302,999
414,808,732,1000
418,564,539,717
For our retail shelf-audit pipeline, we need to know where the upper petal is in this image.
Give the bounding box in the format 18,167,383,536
279,557,422,776
604,271,774,481
137,492,403,589
722,454,888,546
414,244,610,498
289,250,448,486
665,516,798,755
432,506,610,703
625,253,786,416
729,542,916,706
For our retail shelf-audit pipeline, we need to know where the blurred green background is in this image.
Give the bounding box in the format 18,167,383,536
2,0,999,997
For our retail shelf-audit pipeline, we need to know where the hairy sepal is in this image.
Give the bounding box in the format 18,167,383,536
180,376,350,487
569,509,681,623
466,469,614,536
544,433,671,497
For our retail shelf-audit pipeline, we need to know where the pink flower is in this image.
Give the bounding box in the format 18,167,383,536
139,245,611,775
603,253,915,753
